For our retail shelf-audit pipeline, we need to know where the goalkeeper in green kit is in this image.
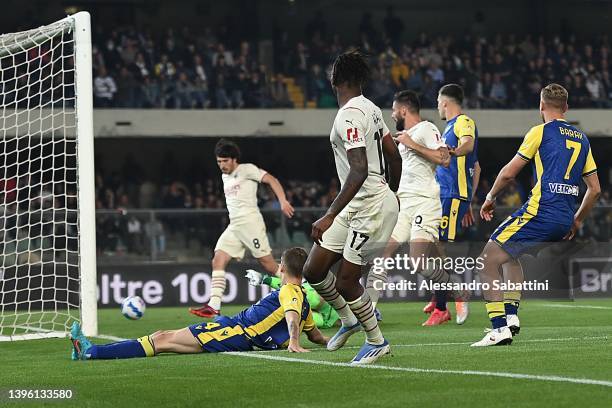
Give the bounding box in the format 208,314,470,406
245,269,340,329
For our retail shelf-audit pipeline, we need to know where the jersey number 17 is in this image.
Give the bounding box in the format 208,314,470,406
374,129,387,179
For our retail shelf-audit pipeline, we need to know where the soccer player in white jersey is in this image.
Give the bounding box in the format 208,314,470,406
365,90,474,323
302,50,402,365
189,140,294,318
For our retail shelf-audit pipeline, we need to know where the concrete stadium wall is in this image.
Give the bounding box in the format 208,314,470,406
4,109,612,139
90,109,612,138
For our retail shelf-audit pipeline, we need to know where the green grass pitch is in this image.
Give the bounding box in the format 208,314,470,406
2,299,611,407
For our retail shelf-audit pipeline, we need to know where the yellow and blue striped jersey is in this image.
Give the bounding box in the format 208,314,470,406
233,283,315,349
436,114,479,200
516,119,597,225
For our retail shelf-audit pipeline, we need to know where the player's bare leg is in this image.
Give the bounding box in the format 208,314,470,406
150,328,203,354
303,245,360,351
189,249,232,318
256,254,280,276
471,241,514,347
70,323,202,360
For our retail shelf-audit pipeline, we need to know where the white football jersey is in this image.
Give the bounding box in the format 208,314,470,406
222,163,266,223
330,95,391,209
397,120,445,198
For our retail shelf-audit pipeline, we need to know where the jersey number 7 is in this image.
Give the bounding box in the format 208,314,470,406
564,139,581,180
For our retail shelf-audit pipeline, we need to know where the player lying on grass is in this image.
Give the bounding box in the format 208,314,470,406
70,247,329,360
471,84,600,347
245,269,341,329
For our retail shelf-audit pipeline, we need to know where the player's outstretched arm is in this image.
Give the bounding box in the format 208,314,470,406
311,147,367,243
480,155,528,221
286,310,310,352
395,131,450,167
305,327,329,346
565,172,601,240
382,133,403,192
261,173,295,218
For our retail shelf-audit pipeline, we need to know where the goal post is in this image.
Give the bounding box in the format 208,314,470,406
73,12,98,338
0,12,98,341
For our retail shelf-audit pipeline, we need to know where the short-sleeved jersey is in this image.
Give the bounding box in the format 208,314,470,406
436,114,479,200
330,95,391,210
516,119,597,225
222,163,267,224
398,120,445,198
234,283,315,349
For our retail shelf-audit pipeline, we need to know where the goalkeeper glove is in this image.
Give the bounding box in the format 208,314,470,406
245,269,264,286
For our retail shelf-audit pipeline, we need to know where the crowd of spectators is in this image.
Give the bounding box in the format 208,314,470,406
2,166,608,261
91,9,612,110
92,162,612,258
94,174,344,256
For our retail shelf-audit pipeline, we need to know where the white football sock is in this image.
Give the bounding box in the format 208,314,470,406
208,270,226,310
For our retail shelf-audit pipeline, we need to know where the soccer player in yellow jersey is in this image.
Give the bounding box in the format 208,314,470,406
472,84,600,346
423,84,480,326
70,248,329,359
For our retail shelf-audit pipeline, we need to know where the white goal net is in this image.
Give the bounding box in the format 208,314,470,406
0,12,97,341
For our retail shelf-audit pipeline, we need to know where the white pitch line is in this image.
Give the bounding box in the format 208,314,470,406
541,304,612,310
91,334,608,349
250,335,608,352
379,335,609,349
226,352,612,388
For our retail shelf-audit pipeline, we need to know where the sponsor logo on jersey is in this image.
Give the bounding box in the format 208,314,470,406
548,183,579,196
224,183,241,196
372,112,382,126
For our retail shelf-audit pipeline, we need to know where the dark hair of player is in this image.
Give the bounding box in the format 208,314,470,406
214,139,241,160
393,90,420,113
541,83,568,110
330,49,371,88
281,247,308,278
439,83,464,105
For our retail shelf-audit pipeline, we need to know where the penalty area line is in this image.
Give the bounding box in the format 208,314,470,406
226,351,612,388
92,334,607,347
250,335,608,353
540,304,612,310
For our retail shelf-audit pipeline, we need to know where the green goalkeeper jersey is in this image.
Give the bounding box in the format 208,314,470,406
262,275,339,329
